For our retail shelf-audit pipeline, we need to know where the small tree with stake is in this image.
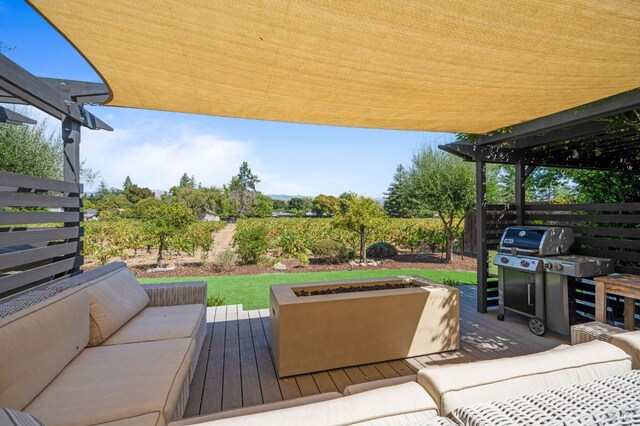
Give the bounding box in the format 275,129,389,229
135,198,195,267
332,194,388,262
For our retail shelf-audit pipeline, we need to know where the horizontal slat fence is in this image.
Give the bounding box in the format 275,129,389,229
0,171,83,297
467,202,640,328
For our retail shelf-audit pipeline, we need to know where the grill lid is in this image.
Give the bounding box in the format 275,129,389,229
499,226,574,256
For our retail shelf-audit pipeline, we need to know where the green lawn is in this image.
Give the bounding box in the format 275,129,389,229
140,269,476,310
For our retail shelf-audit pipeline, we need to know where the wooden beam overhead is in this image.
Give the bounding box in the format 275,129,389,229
440,142,640,172
475,89,640,146
0,54,111,131
0,106,37,125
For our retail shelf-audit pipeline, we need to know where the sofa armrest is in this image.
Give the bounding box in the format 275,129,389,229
144,281,207,307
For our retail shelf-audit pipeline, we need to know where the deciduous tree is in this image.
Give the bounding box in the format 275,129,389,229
408,145,475,262
332,194,388,262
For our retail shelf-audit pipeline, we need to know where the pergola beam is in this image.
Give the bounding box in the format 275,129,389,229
510,120,610,150
440,142,640,172
0,54,111,131
475,89,640,146
0,106,37,125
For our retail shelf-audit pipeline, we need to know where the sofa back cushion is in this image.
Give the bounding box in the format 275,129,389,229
417,340,631,415
0,287,89,410
86,267,150,346
610,330,640,369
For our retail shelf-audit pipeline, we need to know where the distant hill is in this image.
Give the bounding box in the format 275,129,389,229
267,194,309,201
268,194,385,204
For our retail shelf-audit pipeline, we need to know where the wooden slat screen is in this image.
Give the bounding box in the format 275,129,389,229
467,202,640,327
0,171,83,297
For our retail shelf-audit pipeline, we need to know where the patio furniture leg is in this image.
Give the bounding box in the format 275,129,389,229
595,281,606,323
624,298,636,331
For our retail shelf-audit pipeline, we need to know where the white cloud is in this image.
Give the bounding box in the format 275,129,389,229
81,123,252,191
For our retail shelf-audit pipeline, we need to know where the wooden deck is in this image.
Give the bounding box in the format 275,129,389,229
184,285,569,417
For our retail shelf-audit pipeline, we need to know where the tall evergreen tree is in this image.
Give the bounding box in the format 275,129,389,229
122,176,133,190
384,164,413,217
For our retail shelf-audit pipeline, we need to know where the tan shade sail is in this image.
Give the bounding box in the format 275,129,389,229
30,1,640,133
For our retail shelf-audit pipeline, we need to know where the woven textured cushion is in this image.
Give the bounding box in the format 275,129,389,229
610,330,640,370
451,370,640,426
417,340,631,415
103,304,205,345
0,408,45,426
25,338,195,426
0,287,89,410
86,267,150,345
174,382,437,426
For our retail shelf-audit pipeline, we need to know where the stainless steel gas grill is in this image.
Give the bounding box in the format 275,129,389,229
494,226,614,336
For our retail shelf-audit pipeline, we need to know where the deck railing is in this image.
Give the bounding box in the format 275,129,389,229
0,170,83,297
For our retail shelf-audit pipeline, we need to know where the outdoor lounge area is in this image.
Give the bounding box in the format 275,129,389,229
2,1,640,425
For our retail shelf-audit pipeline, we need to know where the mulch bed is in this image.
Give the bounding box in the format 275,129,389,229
127,253,476,279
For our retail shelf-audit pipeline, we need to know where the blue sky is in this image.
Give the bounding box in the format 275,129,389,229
1,1,453,197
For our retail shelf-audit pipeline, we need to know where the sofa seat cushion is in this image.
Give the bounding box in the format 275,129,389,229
0,286,89,410
417,340,631,415
104,304,205,345
610,330,640,369
25,338,195,426
173,382,437,426
86,267,150,346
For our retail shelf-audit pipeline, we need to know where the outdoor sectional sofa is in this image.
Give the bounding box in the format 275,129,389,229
1,262,640,425
0,262,207,426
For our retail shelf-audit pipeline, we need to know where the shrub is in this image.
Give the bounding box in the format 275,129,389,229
442,278,462,287
207,294,225,307
234,223,268,264
366,242,398,258
311,239,349,262
215,249,238,272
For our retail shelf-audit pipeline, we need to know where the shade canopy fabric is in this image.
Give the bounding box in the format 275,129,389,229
29,1,640,133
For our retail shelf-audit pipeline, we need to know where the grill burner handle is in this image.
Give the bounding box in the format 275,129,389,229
527,283,534,306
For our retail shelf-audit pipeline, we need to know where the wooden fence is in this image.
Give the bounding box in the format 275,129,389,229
0,171,83,297
466,202,640,328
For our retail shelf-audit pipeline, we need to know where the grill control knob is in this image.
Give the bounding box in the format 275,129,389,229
554,263,563,272
544,262,552,270
500,257,509,264
520,259,530,267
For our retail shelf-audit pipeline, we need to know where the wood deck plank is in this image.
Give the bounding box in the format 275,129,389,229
222,305,243,411
388,359,416,376
327,369,353,393
371,362,400,378
258,309,302,400
188,285,570,417
312,372,339,393
238,309,262,407
296,374,320,396
183,320,214,417
247,310,283,404
199,305,227,414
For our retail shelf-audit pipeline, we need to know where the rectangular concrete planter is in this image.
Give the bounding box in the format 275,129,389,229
270,276,459,377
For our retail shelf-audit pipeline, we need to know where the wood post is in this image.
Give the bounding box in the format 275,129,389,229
62,115,83,274
62,115,81,184
475,156,488,313
515,162,525,225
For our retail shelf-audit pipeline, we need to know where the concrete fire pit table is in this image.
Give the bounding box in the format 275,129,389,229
269,276,459,377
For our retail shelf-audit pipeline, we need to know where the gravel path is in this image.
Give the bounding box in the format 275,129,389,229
210,223,236,256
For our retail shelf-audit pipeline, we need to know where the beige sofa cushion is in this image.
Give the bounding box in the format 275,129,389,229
344,375,417,395
417,340,631,415
0,287,89,410
86,267,150,345
104,304,205,345
171,393,342,425
25,338,195,426
170,382,437,426
98,413,163,426
610,330,640,369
